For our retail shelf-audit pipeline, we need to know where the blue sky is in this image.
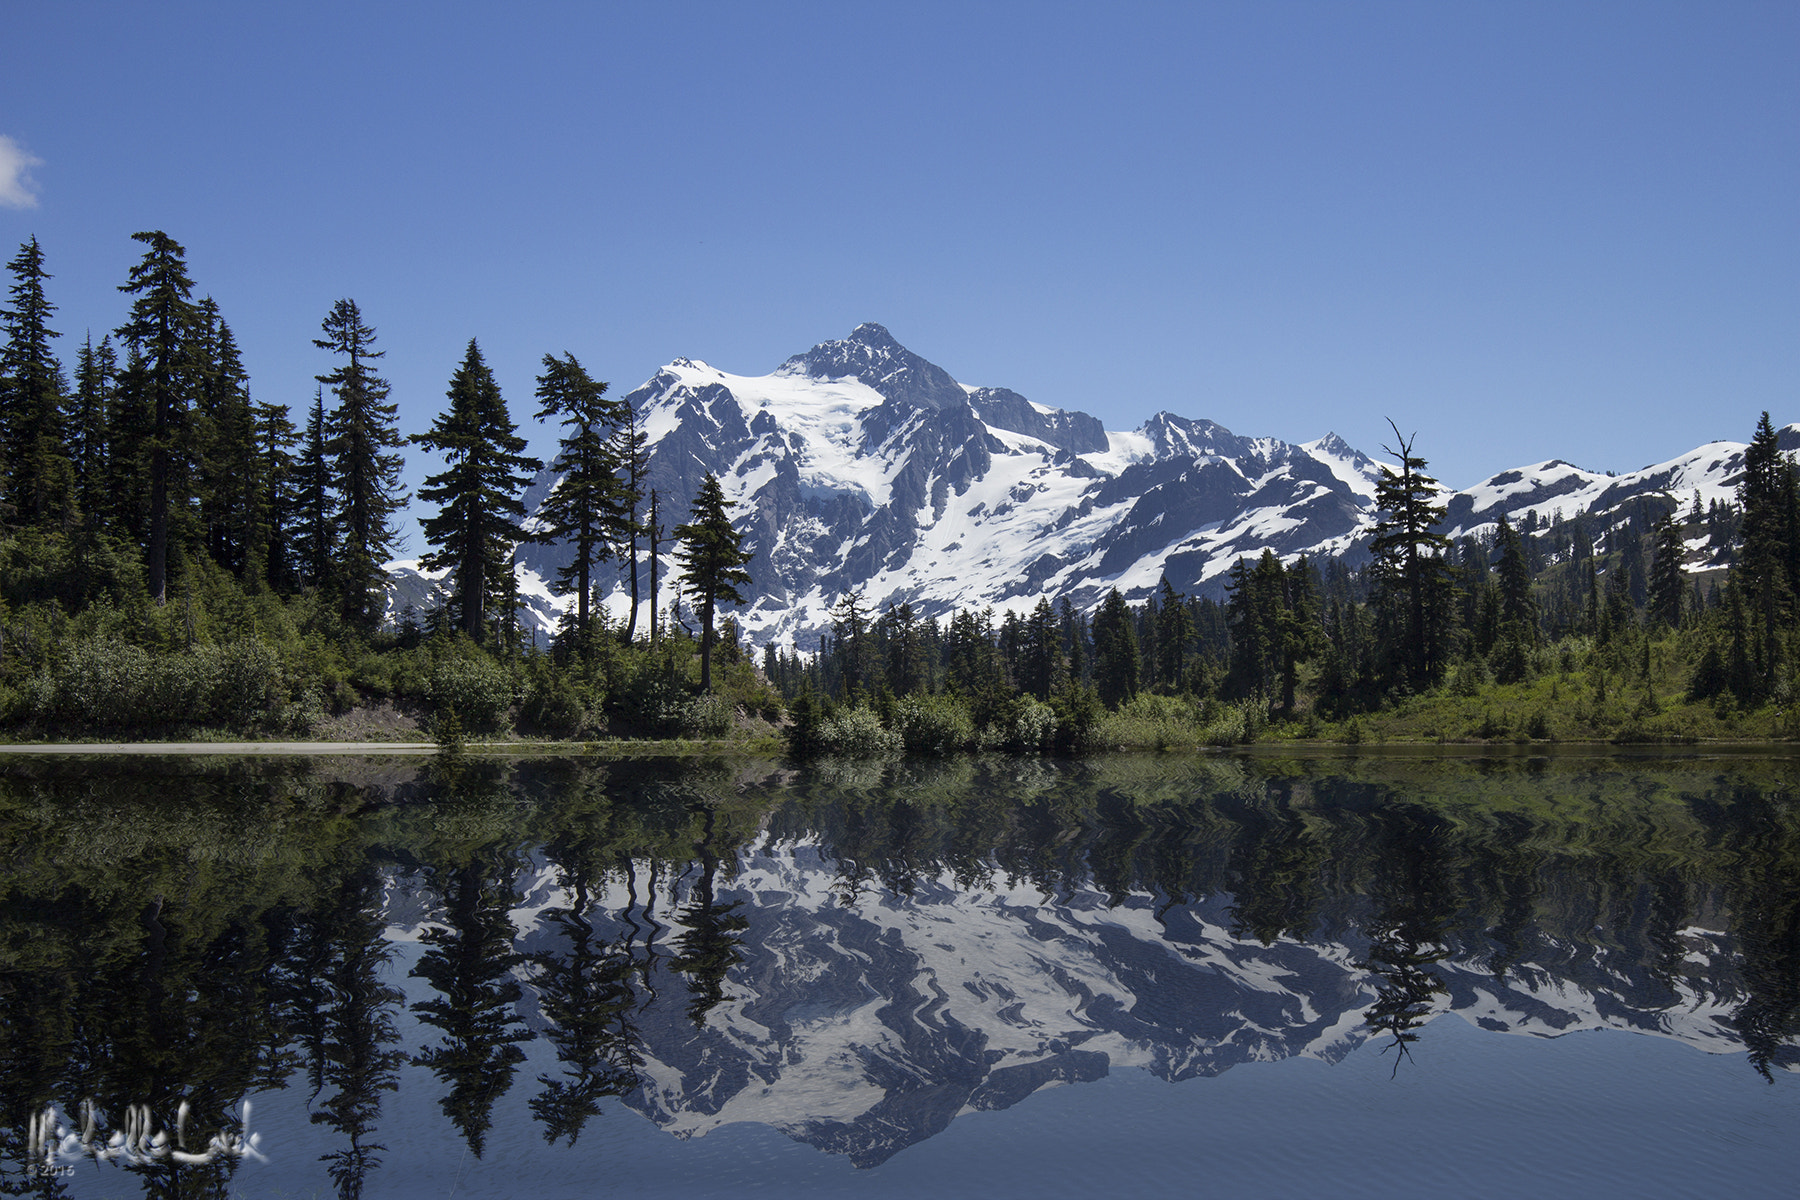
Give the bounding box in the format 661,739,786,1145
3,1,1794,549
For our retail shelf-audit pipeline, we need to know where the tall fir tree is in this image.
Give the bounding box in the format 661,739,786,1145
415,339,542,643
533,352,623,653
192,299,266,580
290,386,334,590
674,474,753,692
1090,587,1140,709
1369,423,1456,690
1647,513,1687,631
1735,412,1798,688
69,333,116,529
254,398,300,592
2,236,76,530
116,230,202,603
1493,514,1536,639
315,299,407,631
613,398,649,641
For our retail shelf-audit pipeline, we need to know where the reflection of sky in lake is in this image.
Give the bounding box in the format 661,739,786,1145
221,1004,1800,1200
9,754,1799,1198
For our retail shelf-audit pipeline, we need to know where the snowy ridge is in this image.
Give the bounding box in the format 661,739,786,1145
390,324,1792,648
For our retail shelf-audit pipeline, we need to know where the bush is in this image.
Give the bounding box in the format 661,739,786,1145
429,655,514,732
995,697,1057,753
1449,656,1492,697
892,694,973,756
818,706,902,757
519,668,586,736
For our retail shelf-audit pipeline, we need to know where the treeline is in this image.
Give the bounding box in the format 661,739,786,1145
5,231,1796,748
0,231,761,738
770,417,1800,753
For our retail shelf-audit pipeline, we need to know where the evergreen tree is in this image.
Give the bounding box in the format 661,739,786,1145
1647,512,1687,630
69,334,116,529
1735,412,1798,688
1090,588,1140,709
415,339,542,643
829,591,874,700
1369,423,1456,689
1,236,73,528
105,340,154,546
674,474,753,692
116,230,202,603
315,298,407,631
1493,514,1536,637
1155,576,1194,693
1019,597,1065,700
534,352,623,654
290,386,334,590
192,299,265,580
254,398,300,591
614,398,649,641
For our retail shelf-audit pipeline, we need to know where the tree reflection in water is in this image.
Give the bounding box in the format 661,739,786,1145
0,753,1795,1192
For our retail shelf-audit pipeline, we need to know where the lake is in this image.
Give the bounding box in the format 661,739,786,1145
1,751,1796,1198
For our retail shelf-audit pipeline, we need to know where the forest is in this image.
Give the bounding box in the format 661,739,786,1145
1,231,1797,752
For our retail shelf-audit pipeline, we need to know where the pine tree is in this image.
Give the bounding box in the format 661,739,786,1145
1,236,73,528
674,474,753,692
69,334,116,529
830,591,874,700
1647,513,1686,630
254,398,300,592
415,339,542,643
534,352,623,654
1369,422,1456,689
1090,588,1140,709
290,387,333,590
192,299,265,579
1493,514,1536,638
1155,576,1194,692
1736,412,1798,687
116,230,202,603
613,398,649,641
315,299,407,630
1019,597,1064,700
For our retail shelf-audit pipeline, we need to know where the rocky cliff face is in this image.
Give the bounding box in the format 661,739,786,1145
387,323,1789,647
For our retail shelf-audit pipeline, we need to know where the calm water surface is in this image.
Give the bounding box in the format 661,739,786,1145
1,752,1795,1198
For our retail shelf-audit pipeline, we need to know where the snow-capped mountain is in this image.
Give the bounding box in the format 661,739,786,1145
387,323,1794,647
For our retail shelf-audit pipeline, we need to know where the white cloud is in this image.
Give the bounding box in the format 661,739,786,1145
0,136,44,209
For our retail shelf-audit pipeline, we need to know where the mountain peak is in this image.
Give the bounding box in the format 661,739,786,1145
846,321,899,348
783,323,967,412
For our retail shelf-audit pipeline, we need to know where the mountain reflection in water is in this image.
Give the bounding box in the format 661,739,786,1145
0,753,1796,1195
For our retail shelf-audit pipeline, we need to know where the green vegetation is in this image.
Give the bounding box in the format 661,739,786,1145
770,414,1799,757
0,231,1794,754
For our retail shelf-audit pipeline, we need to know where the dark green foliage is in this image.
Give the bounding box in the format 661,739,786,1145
116,230,202,603
291,386,333,589
534,352,625,653
2,237,73,529
1648,513,1686,630
1369,423,1456,690
1091,588,1139,709
69,334,116,528
1735,412,1798,692
674,473,753,692
416,339,541,644
315,299,407,631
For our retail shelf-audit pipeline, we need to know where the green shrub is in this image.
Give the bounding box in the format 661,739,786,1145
429,655,514,732
994,697,1057,753
892,693,974,756
519,669,586,736
818,706,901,757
